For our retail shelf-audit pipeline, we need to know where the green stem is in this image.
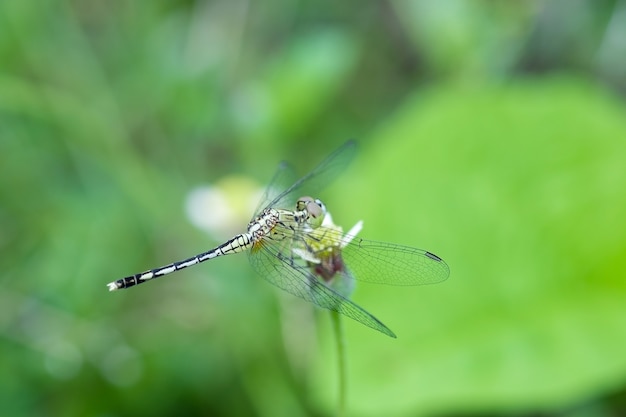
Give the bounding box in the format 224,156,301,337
330,311,347,417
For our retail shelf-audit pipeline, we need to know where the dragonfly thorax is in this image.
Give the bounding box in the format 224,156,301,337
248,208,280,242
247,197,328,244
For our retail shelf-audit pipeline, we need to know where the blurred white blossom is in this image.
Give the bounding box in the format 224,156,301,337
185,176,264,240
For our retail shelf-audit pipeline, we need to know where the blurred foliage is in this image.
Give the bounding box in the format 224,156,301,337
1,1,626,417
321,78,626,416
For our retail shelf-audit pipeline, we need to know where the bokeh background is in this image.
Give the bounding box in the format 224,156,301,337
2,1,626,416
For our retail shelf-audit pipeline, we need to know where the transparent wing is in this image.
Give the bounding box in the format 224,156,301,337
253,161,298,216
248,230,396,338
304,227,450,286
263,140,357,211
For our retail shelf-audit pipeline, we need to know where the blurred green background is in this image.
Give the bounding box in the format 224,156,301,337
2,1,626,416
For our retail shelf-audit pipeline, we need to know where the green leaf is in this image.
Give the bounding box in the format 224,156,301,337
317,77,626,416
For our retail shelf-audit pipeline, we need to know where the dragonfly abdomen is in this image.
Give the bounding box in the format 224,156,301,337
107,233,253,291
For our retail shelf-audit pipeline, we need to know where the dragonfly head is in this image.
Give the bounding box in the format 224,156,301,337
296,196,327,228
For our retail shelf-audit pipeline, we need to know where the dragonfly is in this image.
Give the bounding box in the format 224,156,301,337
107,141,449,338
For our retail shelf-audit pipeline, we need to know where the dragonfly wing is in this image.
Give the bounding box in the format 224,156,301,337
267,140,357,210
248,237,396,338
309,227,450,286
253,161,298,216
342,236,450,285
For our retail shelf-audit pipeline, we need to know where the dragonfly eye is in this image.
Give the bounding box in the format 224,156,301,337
314,199,326,213
306,201,323,219
296,196,326,227
296,196,314,212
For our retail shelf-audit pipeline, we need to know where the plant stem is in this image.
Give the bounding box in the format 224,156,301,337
331,310,347,417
